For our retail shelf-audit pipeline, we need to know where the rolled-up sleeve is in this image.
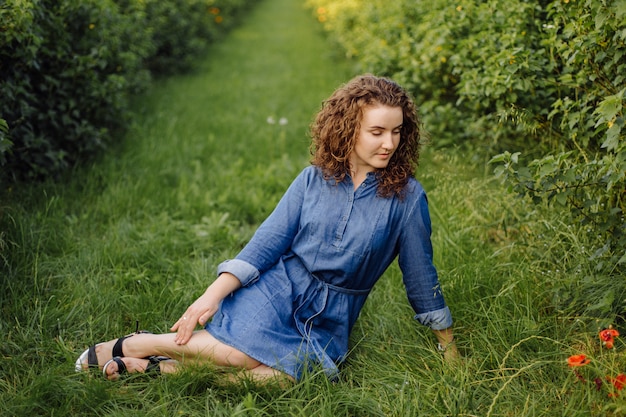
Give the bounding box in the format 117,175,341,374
414,306,453,330
217,259,260,287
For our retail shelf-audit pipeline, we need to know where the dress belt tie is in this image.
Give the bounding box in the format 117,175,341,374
293,274,370,339
312,273,371,295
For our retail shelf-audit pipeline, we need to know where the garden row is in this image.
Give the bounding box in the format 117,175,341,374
305,0,625,320
0,0,254,182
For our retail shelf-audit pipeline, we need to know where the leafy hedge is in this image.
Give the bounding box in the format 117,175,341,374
0,0,252,182
306,0,625,320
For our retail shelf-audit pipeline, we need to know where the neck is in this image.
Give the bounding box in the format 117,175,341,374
350,168,370,190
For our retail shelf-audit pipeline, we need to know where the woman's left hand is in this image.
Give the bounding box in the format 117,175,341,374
433,327,460,362
442,343,460,362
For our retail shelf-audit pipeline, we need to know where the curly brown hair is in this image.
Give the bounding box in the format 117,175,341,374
310,74,422,198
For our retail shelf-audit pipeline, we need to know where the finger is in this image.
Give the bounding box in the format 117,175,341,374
198,312,210,326
200,306,218,325
174,314,195,344
170,315,188,332
174,327,187,345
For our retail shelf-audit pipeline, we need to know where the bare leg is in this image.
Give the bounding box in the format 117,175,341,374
104,357,294,386
85,330,296,384
93,330,260,369
243,364,295,385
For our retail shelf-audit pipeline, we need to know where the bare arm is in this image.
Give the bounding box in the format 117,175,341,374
170,272,242,345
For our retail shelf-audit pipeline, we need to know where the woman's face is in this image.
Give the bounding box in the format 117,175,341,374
349,104,403,175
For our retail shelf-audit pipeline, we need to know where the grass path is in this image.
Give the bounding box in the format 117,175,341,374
0,0,600,415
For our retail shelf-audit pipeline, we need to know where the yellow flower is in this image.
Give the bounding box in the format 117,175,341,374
456,5,463,12
89,23,95,30
215,15,223,24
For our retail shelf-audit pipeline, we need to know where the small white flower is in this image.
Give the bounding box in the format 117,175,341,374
279,117,288,125
266,116,276,124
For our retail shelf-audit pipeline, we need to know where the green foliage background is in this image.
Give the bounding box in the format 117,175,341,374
306,0,626,323
0,0,252,182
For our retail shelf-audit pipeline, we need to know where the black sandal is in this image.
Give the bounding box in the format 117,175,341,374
102,357,127,378
102,355,169,378
75,323,153,373
145,356,169,375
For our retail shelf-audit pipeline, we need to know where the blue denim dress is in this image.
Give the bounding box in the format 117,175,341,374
205,166,452,380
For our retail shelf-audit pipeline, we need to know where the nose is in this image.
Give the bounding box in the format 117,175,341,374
382,132,394,150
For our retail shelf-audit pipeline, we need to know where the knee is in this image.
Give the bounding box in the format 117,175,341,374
248,364,295,385
224,349,260,369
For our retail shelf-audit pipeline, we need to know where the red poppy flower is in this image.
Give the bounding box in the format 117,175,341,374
599,328,620,349
609,374,626,390
567,354,591,367
607,374,626,397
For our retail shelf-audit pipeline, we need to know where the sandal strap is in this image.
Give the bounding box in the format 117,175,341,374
113,357,127,374
102,357,127,378
111,330,152,358
87,345,99,369
145,356,168,374
112,335,130,358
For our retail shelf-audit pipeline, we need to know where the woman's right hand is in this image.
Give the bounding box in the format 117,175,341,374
170,291,221,345
170,272,242,345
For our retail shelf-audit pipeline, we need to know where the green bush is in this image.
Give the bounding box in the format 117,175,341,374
0,119,10,166
489,0,625,320
306,0,625,320
0,0,150,180
0,0,253,183
142,0,248,75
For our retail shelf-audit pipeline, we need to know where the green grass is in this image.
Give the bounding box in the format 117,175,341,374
1,0,626,415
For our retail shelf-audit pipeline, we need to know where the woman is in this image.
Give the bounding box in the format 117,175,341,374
76,74,459,383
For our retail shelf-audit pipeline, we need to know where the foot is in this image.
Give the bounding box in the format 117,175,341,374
103,357,148,380
75,332,151,372
103,356,174,380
